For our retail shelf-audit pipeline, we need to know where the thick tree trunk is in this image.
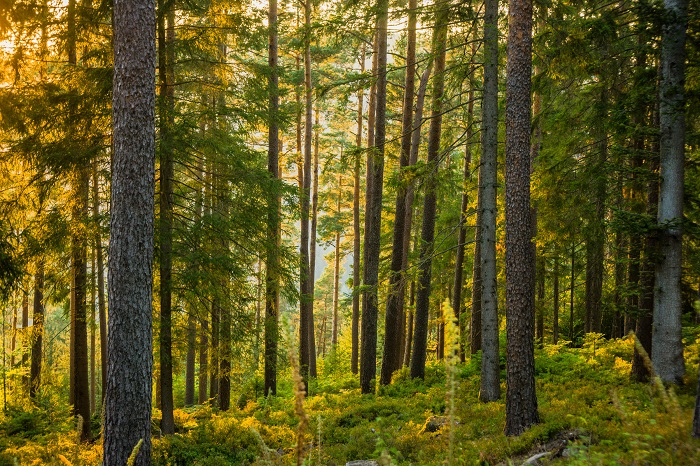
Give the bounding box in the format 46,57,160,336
308,108,320,377
409,0,448,380
504,0,539,435
104,0,155,460
264,0,281,396
360,0,388,393
157,3,176,435
652,0,688,385
479,0,500,402
381,0,418,386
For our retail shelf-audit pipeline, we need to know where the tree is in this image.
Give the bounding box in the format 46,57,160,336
265,0,281,396
360,0,388,393
410,0,448,380
103,0,156,463
652,0,688,385
504,0,539,436
479,0,500,402
381,0,418,386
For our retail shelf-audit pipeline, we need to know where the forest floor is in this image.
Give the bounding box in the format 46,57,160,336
2,333,700,465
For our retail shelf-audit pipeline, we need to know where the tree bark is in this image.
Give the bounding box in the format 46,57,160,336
381,0,418,386
360,0,388,393
553,256,559,344
184,311,196,406
104,0,155,460
264,0,281,396
157,2,175,435
30,265,44,400
351,46,364,375
504,0,540,435
91,165,107,404
409,0,448,380
479,0,500,402
652,0,688,385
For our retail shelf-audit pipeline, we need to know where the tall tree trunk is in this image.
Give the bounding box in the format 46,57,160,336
30,265,44,400
332,177,342,348
264,0,281,396
299,0,314,381
209,300,220,402
479,0,500,402
351,46,365,375
90,251,96,414
198,317,209,404
91,165,107,404
504,0,539,435
381,0,418,386
218,301,231,411
360,0,388,393
104,0,156,459
453,82,474,362
184,311,196,406
536,258,545,345
409,0,448,380
470,171,482,355
403,281,416,367
157,2,176,435
308,108,320,377
67,0,91,441
570,244,576,340
553,256,559,344
653,0,688,385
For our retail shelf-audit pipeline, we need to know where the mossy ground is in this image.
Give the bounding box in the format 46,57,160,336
2,334,700,465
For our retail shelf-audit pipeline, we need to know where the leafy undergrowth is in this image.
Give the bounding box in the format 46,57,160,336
2,334,700,465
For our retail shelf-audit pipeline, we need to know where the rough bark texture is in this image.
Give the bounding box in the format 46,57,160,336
104,0,155,461
157,3,175,435
360,0,388,394
479,0,500,402
504,0,539,436
184,312,196,405
470,172,483,355
652,0,688,385
409,1,447,380
30,266,44,400
381,0,417,385
264,0,280,396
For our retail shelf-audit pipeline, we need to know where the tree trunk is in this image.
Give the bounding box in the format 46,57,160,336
209,300,220,401
30,265,44,400
360,0,388,393
570,244,576,341
264,0,281,396
104,0,155,459
299,0,314,381
470,171,482,355
351,46,364,375
652,0,688,385
90,251,96,414
198,318,209,404
157,2,175,435
536,258,545,345
184,311,196,406
308,108,320,377
504,0,539,435
409,0,448,380
91,165,107,404
381,0,418,386
479,0,500,402
332,180,342,348
553,256,559,344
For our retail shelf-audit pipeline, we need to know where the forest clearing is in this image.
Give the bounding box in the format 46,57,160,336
1,0,699,463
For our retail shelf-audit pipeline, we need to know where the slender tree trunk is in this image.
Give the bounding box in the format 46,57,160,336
157,3,176,435
351,46,365,375
536,258,545,345
410,0,448,380
104,0,155,459
381,0,418,386
10,305,16,368
570,244,575,341
30,265,44,400
308,108,320,377
209,300,220,402
479,0,500,402
332,179,342,348
553,256,559,344
470,171,482,355
198,317,208,404
264,0,281,396
453,85,474,362
184,311,196,406
91,166,107,404
653,0,688,385
403,281,416,367
67,0,91,441
90,251,96,414
504,0,539,435
360,0,388,393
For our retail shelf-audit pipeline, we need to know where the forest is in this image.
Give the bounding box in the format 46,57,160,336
0,0,699,463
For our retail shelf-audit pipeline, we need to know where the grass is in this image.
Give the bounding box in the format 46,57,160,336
1,334,700,465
